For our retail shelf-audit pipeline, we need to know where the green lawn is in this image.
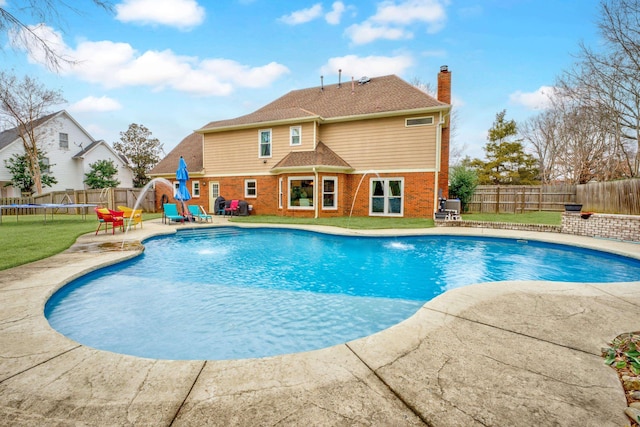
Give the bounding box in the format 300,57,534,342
0,210,561,271
0,213,162,271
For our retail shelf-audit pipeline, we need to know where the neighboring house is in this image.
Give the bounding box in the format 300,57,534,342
152,67,452,217
0,110,133,197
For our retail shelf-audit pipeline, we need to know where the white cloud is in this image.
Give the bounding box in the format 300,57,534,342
325,2,346,25
345,0,449,44
11,25,290,96
509,86,555,110
279,4,323,25
320,54,414,79
115,0,205,30
69,96,123,112
345,22,411,45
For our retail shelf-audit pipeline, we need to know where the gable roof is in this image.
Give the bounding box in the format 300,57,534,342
149,132,203,176
272,142,352,172
198,75,448,132
0,111,59,151
0,110,96,153
73,139,131,166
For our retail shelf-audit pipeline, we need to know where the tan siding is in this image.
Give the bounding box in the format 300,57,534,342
319,115,437,170
203,122,318,175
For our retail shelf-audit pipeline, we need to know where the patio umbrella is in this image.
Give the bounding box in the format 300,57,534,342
175,156,191,216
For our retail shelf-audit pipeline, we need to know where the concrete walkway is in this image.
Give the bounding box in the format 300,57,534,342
1,217,639,426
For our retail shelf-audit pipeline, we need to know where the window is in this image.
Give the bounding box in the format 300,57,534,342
59,133,68,149
370,178,403,216
259,129,271,158
245,179,257,198
322,177,337,210
173,181,179,197
278,178,283,209
42,157,51,173
290,126,301,146
405,117,434,127
289,177,314,209
210,182,219,200
192,181,200,197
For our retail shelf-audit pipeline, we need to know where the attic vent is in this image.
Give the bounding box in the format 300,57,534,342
406,117,434,127
358,76,370,85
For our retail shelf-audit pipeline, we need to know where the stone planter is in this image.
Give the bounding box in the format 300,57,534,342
564,204,583,212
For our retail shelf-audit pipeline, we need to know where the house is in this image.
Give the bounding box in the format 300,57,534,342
0,110,133,197
152,67,452,217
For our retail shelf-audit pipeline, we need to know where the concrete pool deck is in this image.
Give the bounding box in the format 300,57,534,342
1,217,639,426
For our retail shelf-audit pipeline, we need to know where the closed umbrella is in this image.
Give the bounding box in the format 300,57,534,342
175,156,191,218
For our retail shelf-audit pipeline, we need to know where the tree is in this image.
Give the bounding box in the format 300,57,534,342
4,152,57,194
448,165,477,212
1,1,112,70
471,110,539,185
84,159,120,189
113,123,163,188
557,0,640,176
0,71,65,194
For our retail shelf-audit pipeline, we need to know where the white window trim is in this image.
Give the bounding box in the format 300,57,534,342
191,181,200,197
245,179,257,198
259,129,272,158
210,182,220,200
369,177,404,217
289,125,302,146
278,177,283,209
288,176,314,210
321,176,338,210
59,132,69,149
405,116,434,127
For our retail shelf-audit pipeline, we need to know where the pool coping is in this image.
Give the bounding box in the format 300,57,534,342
1,217,639,426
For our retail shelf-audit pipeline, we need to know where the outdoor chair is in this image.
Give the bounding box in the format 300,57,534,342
188,205,212,222
163,203,186,224
117,206,143,229
224,199,240,216
95,207,125,235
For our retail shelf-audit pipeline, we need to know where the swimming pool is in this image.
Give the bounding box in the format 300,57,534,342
46,227,640,360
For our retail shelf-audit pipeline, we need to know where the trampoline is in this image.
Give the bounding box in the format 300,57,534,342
0,203,97,223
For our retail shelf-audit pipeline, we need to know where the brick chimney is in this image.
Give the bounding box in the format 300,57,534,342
437,65,451,105
437,65,451,198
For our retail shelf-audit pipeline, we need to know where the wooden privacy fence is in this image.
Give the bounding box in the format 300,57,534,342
577,179,640,215
466,185,577,213
0,187,156,215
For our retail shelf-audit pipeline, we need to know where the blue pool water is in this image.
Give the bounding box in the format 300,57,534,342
46,227,640,360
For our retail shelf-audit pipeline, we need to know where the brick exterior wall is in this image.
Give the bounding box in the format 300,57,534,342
561,212,640,242
437,66,451,199
201,171,437,218
435,212,640,242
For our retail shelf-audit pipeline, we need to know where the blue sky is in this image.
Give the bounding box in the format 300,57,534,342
1,0,602,160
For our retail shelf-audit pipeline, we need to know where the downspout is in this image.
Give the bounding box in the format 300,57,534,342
434,111,443,214
434,109,451,214
313,167,319,218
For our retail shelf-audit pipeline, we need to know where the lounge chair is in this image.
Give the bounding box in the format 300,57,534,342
117,206,143,229
225,199,239,216
188,205,212,222
163,203,185,224
95,207,124,234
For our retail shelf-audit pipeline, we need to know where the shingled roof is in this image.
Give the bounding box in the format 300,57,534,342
149,132,203,176
198,75,447,132
272,142,352,172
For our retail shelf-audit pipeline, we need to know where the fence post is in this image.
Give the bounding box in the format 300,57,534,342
495,186,500,213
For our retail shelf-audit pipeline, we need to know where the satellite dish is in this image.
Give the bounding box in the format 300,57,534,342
358,76,370,85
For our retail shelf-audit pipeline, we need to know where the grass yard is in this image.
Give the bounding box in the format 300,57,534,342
0,210,562,271
0,213,162,271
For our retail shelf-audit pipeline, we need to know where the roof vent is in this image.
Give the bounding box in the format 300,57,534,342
358,76,370,85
